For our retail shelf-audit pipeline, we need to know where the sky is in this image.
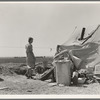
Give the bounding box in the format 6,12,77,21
0,2,100,57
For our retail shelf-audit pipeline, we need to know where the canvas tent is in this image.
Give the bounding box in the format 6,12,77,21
54,25,100,71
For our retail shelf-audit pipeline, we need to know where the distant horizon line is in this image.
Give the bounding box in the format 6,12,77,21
0,56,53,58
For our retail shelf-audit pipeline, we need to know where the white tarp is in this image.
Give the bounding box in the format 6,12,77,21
54,25,100,71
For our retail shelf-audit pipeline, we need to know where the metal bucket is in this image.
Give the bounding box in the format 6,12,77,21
54,60,72,86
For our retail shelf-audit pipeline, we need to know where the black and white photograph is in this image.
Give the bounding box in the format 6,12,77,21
0,1,100,98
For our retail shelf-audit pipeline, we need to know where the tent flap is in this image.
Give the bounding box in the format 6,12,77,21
55,25,100,70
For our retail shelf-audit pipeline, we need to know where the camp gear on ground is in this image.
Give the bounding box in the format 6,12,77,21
48,83,57,87
72,75,78,85
54,60,72,86
39,67,55,81
58,84,65,86
25,68,35,79
53,25,100,85
72,71,78,85
78,78,86,84
35,65,44,74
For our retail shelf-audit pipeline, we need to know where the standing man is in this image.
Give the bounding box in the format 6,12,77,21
25,37,36,79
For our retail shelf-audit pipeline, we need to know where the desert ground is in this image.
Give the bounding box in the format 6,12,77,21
0,74,100,95
0,57,100,95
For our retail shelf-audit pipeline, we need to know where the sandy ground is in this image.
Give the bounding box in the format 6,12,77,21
0,74,100,95
0,63,100,95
